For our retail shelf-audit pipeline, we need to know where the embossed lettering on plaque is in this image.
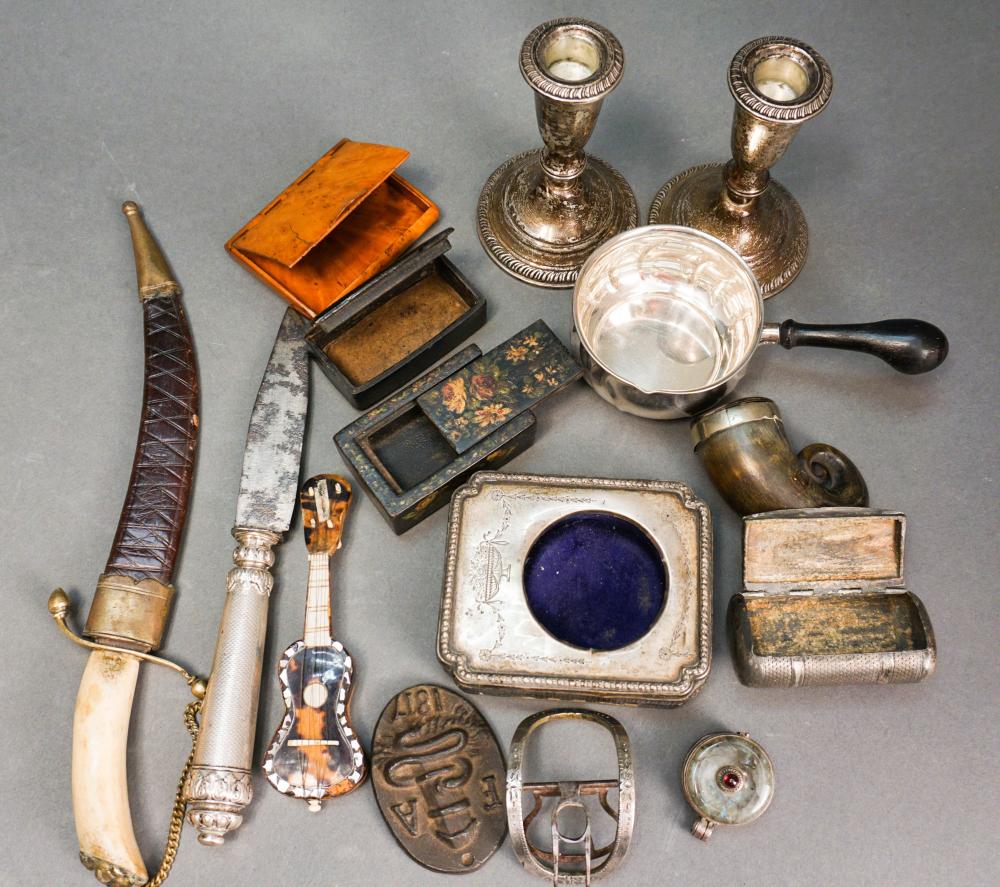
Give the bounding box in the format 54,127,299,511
371,684,507,873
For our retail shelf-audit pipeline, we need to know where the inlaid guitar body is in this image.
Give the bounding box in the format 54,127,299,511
262,475,367,809
265,640,364,800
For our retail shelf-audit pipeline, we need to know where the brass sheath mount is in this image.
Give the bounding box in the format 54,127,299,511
48,586,206,699
121,201,183,301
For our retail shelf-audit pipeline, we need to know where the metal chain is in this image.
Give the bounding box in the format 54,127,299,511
148,699,201,887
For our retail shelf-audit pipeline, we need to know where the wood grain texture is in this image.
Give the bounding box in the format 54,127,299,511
227,139,438,317
744,514,902,585
232,140,410,266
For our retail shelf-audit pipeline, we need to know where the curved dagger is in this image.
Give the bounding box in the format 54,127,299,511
70,203,200,887
183,307,309,845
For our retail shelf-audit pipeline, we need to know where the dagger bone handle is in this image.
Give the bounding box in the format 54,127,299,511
184,527,280,845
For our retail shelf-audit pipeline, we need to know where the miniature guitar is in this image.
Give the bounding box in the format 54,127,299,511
262,475,367,810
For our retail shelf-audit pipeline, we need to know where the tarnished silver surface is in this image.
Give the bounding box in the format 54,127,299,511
648,37,833,296
234,307,310,532
438,472,712,706
731,508,937,687
477,18,637,287
507,709,635,883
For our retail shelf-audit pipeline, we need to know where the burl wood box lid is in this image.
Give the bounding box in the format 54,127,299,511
226,139,439,319
732,508,936,687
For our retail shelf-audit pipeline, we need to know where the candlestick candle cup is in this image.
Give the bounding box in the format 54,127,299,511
649,37,833,297
478,18,638,288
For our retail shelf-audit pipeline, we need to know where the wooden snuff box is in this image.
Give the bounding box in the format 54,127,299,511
438,472,714,707
334,321,581,534
226,138,438,319
730,508,936,687
305,228,486,409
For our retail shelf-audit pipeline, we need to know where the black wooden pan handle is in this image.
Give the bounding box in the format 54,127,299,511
777,319,949,374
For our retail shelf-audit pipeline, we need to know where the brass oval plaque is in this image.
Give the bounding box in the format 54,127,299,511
372,684,507,873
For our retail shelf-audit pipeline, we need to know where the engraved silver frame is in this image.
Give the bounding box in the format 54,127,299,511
437,472,713,706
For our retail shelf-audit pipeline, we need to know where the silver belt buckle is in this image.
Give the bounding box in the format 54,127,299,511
507,709,635,884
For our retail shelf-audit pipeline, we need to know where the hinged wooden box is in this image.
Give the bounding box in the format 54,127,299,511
305,228,486,409
226,139,438,319
334,320,581,533
730,507,936,687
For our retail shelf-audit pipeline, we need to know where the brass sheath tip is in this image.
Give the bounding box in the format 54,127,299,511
121,200,180,298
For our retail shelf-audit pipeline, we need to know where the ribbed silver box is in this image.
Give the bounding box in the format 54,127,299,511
730,507,936,688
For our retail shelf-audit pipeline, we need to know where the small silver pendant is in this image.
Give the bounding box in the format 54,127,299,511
682,732,774,841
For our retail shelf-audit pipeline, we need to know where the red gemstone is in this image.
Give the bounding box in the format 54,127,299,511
721,771,741,790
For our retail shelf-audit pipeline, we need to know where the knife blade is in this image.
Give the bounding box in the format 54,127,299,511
235,308,310,531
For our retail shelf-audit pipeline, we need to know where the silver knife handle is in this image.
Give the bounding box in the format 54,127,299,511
184,527,280,845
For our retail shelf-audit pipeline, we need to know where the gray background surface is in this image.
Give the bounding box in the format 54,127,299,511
2,1,997,885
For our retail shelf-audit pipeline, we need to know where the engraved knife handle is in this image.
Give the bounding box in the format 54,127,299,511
184,527,280,845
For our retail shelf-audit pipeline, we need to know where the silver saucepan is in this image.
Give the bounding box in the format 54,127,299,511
572,225,948,420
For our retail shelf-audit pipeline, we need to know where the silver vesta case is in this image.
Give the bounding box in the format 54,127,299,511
730,507,936,687
437,472,713,706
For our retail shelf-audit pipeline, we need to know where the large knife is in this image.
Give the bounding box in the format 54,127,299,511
183,307,309,845
49,202,200,887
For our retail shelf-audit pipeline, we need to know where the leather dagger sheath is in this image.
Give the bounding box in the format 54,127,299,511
72,203,199,887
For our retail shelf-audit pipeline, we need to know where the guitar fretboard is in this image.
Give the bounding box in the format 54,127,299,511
303,552,333,648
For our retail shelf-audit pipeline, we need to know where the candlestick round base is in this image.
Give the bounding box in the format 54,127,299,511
648,161,808,298
478,148,638,289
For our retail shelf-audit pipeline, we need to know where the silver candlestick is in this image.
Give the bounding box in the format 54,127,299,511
477,18,637,288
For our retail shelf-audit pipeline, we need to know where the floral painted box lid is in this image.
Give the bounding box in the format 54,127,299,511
418,320,580,453
334,320,581,534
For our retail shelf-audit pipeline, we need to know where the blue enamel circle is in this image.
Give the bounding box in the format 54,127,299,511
522,510,667,651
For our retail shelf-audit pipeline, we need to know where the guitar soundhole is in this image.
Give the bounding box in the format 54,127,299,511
302,681,329,708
